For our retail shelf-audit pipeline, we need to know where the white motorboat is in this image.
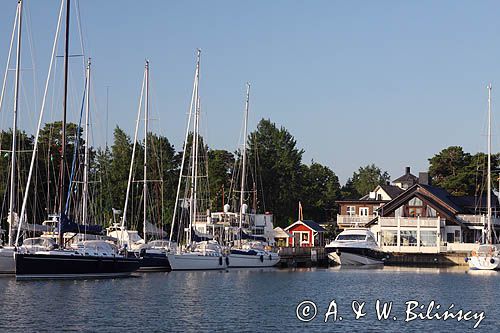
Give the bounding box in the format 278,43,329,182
325,228,387,265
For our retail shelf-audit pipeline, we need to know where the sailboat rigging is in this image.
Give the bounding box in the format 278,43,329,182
467,84,500,270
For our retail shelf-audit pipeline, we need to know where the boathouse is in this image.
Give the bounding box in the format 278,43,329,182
284,220,326,247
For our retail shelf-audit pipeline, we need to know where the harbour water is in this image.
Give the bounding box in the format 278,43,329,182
0,267,497,332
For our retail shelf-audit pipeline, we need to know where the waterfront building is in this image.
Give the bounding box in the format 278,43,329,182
336,167,500,254
284,220,326,247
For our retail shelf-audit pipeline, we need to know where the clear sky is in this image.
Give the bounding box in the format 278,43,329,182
1,0,500,184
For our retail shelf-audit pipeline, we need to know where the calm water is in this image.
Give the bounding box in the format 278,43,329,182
0,267,497,332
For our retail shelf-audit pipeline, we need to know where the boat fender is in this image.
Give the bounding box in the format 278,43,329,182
490,258,495,264
269,254,272,261
260,255,264,262
219,256,223,265
225,257,229,266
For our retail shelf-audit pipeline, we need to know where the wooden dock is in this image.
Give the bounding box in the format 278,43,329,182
277,247,328,267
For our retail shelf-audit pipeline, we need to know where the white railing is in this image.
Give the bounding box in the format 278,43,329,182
458,214,500,226
336,215,372,228
379,217,442,228
446,243,479,253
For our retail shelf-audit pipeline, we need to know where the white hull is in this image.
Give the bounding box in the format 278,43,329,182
328,251,383,266
0,247,16,274
167,253,227,271
228,253,280,268
468,256,500,270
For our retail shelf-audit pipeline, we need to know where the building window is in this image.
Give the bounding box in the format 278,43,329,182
359,207,369,216
454,230,461,242
346,206,355,216
373,206,379,216
420,231,437,246
401,230,417,246
408,197,424,217
382,230,397,246
301,232,309,244
426,206,437,217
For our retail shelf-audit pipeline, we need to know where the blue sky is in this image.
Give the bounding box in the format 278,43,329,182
1,0,500,183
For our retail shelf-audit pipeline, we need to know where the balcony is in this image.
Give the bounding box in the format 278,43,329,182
457,214,500,227
378,217,444,228
336,215,373,228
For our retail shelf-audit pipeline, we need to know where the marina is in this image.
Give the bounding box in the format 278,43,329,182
2,0,500,331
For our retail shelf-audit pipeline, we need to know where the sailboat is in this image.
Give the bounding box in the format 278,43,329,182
15,0,140,279
226,83,280,268
0,0,24,274
166,49,227,271
107,60,172,271
467,84,500,270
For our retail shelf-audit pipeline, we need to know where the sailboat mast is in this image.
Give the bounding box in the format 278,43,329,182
189,49,201,244
238,83,250,235
8,0,22,247
58,0,70,246
487,83,492,244
143,60,149,242
169,51,198,243
82,58,90,226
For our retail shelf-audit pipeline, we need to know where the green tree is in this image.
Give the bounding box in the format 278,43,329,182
342,164,390,199
208,149,234,212
429,146,499,196
248,119,304,227
299,162,341,222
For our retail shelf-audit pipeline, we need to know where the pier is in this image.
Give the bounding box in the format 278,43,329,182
278,247,328,267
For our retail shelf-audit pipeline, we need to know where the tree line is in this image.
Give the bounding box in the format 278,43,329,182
0,119,493,234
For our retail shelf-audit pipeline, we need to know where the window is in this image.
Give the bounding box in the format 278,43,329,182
401,230,417,246
346,206,356,216
301,232,309,244
359,207,369,216
426,206,437,217
336,234,366,241
408,197,424,217
454,230,461,243
373,206,379,216
382,230,397,246
420,231,437,247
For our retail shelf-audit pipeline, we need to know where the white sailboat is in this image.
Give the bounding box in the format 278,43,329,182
167,49,227,271
227,83,280,268
0,0,24,274
467,84,500,270
107,60,171,271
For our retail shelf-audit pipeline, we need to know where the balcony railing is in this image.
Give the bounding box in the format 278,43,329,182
337,215,373,228
457,214,500,226
378,217,443,228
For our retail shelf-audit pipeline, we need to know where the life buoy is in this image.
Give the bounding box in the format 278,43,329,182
260,255,264,262
225,257,229,266
219,257,223,265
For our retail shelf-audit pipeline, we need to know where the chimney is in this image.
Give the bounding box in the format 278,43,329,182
405,166,410,174
419,172,430,185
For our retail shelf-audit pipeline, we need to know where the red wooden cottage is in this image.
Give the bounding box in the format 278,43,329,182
284,220,326,247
